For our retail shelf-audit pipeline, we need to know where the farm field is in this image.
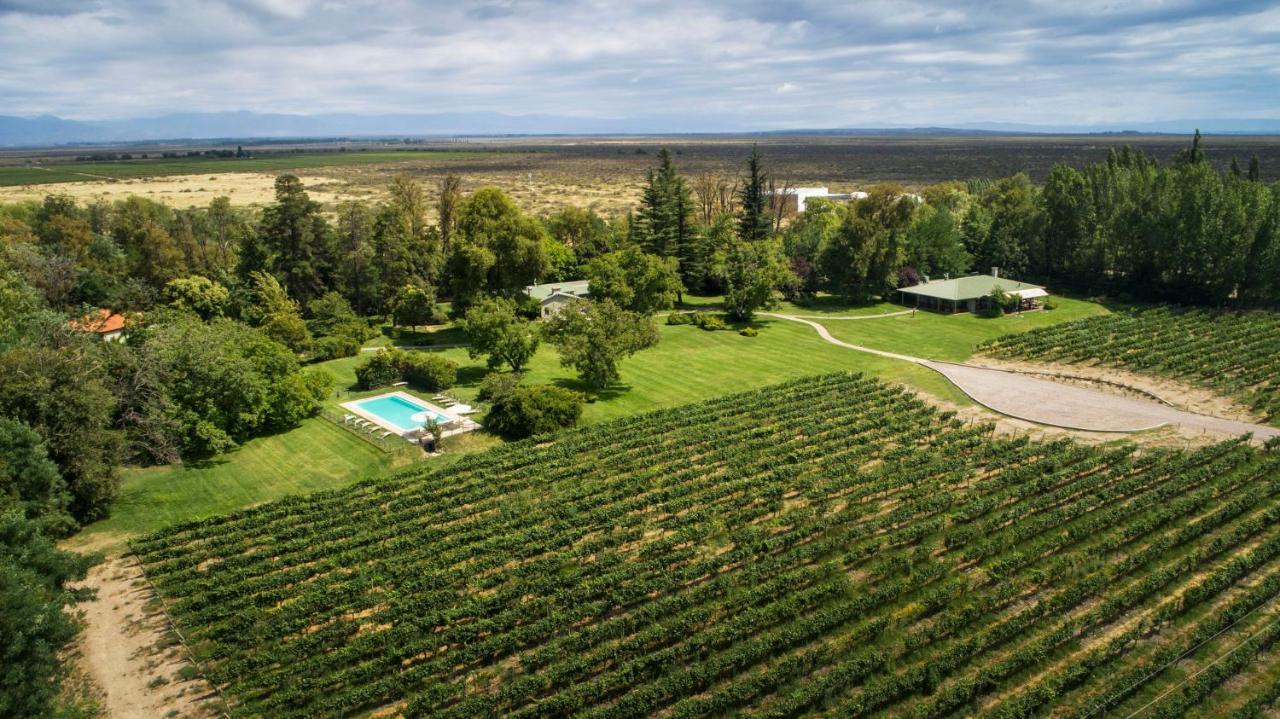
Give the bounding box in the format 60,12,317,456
0,149,491,186
134,373,1280,718
6,134,1280,216
980,307,1280,422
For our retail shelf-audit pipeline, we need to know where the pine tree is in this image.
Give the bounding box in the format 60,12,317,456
737,145,771,242
1249,155,1262,182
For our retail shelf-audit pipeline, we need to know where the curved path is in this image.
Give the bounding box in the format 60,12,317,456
765,313,1280,441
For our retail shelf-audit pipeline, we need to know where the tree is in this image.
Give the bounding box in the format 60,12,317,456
545,207,614,264
335,201,380,315
542,299,658,390
723,240,787,320
391,283,440,333
462,297,540,372
163,275,230,319
692,172,735,226
138,315,328,457
445,242,497,315
585,247,681,314
308,291,372,342
632,150,697,292
257,175,335,304
0,508,93,718
904,204,971,279
0,346,120,522
964,174,1037,278
244,271,311,352
0,418,73,537
737,145,772,242
455,187,549,294
1037,164,1094,282
437,174,462,254
484,384,584,439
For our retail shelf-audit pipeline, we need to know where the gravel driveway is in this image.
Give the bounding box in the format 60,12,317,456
766,313,1280,442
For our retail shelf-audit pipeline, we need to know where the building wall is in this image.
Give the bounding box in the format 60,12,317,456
540,295,578,318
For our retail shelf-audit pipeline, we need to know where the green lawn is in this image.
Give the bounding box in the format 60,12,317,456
73,294,1107,554
0,150,495,186
67,418,400,554
818,297,1109,362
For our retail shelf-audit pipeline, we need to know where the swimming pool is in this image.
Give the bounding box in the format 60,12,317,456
349,393,450,433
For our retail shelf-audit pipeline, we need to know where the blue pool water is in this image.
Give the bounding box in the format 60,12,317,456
354,395,449,432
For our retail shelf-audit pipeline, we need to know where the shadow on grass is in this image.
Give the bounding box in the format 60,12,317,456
550,376,632,402
455,365,490,386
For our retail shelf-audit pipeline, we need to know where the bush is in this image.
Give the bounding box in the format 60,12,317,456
1043,298,1058,311
301,370,334,403
401,353,457,392
484,384,584,439
739,327,759,337
478,371,523,402
312,335,361,361
691,313,728,331
354,350,403,390
666,312,692,326
354,349,456,391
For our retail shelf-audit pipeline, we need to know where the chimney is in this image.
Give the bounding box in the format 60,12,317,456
991,267,999,278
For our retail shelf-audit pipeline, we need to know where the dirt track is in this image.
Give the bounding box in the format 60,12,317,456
73,558,218,719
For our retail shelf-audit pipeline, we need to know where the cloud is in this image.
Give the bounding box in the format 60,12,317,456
0,0,1276,127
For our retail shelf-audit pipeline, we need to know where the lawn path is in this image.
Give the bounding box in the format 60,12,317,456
765,312,1280,442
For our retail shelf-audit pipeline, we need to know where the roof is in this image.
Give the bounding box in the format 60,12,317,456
898,274,1045,302
68,308,126,334
526,280,591,302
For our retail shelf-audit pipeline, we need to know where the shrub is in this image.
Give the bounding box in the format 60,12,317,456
1043,298,1058,311
739,327,759,337
301,370,334,403
354,350,403,390
478,371,523,402
312,335,361,361
666,312,692,326
401,353,457,392
691,313,728,331
354,349,457,391
484,384,584,439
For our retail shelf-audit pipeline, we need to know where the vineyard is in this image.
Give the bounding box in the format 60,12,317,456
133,373,1280,718
978,307,1280,421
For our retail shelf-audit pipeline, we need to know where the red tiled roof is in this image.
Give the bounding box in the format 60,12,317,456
69,308,126,334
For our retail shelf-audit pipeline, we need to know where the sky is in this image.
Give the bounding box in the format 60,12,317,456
1,0,1278,128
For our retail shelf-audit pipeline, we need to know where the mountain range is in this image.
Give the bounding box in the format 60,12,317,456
2,112,1279,147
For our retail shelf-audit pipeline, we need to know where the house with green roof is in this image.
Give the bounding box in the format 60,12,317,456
526,280,591,317
897,272,1047,313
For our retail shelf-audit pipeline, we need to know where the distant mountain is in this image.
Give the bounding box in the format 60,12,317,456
0,111,751,147
949,119,1280,135
1,112,1278,147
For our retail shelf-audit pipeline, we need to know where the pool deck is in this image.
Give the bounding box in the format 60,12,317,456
341,390,480,441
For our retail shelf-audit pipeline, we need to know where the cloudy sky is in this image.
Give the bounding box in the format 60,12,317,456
1,0,1278,128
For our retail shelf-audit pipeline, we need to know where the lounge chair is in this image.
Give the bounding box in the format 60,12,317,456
343,414,354,423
